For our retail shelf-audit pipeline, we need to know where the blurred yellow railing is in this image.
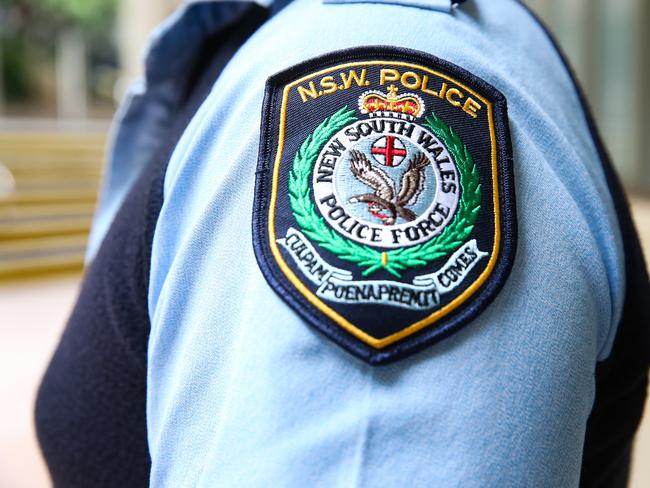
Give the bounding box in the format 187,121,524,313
0,131,106,278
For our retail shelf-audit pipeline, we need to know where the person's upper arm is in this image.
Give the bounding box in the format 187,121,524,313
146,1,627,486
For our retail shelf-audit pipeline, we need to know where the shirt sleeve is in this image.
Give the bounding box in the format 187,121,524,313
146,1,625,486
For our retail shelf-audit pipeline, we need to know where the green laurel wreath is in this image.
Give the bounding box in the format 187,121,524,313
288,106,481,278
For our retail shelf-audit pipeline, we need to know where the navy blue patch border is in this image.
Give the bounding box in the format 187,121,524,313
253,46,516,365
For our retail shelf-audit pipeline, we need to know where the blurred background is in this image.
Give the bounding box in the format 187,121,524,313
0,0,648,486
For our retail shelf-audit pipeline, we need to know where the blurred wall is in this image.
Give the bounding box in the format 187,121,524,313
527,0,650,190
116,0,179,88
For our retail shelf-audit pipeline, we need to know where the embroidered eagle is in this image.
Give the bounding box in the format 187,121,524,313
348,149,431,225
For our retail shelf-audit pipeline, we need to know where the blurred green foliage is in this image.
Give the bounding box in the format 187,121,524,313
1,0,119,107
35,0,117,29
2,37,33,100
3,0,118,34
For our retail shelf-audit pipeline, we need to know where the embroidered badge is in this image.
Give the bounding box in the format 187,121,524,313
254,47,516,365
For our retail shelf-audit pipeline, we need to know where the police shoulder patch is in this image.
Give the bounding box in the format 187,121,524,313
253,46,516,365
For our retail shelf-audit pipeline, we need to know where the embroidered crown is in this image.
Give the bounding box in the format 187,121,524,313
358,85,425,120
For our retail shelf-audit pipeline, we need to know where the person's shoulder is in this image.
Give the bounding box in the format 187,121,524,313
159,0,624,363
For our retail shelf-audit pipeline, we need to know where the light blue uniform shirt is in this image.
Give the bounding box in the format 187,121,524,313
90,0,624,485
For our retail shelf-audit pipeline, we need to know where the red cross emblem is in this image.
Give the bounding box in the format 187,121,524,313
371,136,407,167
